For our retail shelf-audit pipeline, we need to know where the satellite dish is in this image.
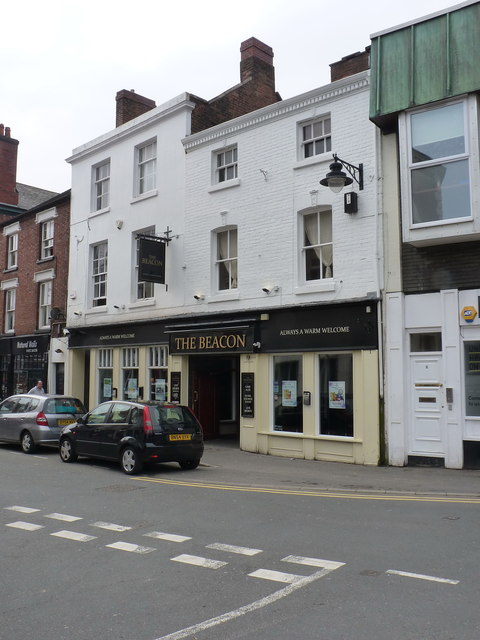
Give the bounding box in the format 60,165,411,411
49,307,62,320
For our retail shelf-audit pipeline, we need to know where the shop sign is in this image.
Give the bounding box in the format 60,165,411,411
170,371,181,403
262,303,378,352
241,373,254,418
170,328,253,354
138,237,166,284
11,335,50,355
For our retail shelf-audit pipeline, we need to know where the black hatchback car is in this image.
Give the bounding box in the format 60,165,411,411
59,401,204,475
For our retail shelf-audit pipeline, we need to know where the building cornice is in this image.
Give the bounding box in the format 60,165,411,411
183,72,369,151
67,93,196,164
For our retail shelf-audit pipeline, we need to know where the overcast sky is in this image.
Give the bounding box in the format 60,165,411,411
2,0,459,193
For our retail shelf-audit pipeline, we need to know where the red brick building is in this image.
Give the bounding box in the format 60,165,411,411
0,125,69,396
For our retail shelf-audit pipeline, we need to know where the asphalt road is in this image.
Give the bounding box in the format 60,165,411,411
1,443,479,640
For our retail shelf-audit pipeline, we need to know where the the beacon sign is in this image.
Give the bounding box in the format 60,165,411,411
170,330,252,354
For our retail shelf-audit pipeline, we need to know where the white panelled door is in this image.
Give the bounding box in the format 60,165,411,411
409,355,446,456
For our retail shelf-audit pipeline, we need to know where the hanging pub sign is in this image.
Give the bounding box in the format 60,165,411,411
138,236,166,284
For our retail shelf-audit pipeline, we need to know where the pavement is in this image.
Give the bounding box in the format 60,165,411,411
199,441,480,498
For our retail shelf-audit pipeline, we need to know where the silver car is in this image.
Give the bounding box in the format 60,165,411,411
0,394,86,454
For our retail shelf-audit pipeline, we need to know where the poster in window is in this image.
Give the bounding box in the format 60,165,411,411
103,377,112,398
127,378,138,399
329,381,346,409
155,379,166,401
282,381,297,407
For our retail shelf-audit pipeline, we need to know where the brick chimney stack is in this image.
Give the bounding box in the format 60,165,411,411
0,124,19,206
116,90,156,127
240,37,275,96
330,48,370,82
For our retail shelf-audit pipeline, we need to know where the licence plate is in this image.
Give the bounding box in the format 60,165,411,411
58,419,75,426
169,434,192,441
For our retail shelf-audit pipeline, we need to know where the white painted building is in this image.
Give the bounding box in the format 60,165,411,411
171,61,382,464
64,43,382,465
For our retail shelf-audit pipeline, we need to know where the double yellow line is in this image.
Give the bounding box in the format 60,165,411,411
134,476,480,504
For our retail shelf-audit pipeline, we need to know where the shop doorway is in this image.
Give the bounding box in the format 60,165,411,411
189,355,239,441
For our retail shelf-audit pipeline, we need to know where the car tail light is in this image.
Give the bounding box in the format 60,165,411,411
36,412,48,426
143,406,153,434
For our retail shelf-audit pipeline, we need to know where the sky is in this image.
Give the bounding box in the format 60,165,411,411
1,0,461,193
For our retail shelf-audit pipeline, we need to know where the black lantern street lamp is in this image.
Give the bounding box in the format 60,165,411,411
320,154,364,192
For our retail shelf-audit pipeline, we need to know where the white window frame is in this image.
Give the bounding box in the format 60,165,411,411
149,346,168,401
215,146,238,184
136,140,157,196
4,287,16,333
300,116,332,160
38,280,52,329
399,96,480,245
7,232,18,269
91,242,108,308
40,219,54,259
122,347,139,401
92,160,110,212
215,227,238,291
300,208,333,283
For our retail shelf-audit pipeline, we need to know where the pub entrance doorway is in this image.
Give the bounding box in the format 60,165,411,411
189,355,240,441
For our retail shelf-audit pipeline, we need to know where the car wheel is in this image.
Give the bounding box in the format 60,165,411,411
179,459,200,470
21,430,36,454
59,437,78,463
120,446,143,475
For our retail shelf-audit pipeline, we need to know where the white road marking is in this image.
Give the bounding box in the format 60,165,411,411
282,555,345,570
248,569,302,584
106,541,155,554
45,513,82,522
206,542,262,556
6,521,43,531
91,521,132,532
171,554,227,569
50,530,96,542
386,569,459,585
153,563,343,640
5,505,40,514
144,532,192,543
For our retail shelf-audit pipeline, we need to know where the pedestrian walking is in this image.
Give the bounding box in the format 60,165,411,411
28,380,46,395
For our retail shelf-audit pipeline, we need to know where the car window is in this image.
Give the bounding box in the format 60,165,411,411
109,403,131,424
129,406,143,427
154,406,198,427
0,398,18,413
29,398,40,411
44,398,86,415
13,398,32,413
86,404,111,425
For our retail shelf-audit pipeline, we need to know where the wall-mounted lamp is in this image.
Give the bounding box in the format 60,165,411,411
252,341,261,350
262,286,279,295
54,348,64,354
193,294,205,301
73,311,82,316
113,304,125,310
320,154,363,193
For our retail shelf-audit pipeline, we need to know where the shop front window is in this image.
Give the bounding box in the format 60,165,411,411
122,348,139,401
464,342,480,417
98,348,113,403
149,346,168,401
273,355,303,433
319,353,353,437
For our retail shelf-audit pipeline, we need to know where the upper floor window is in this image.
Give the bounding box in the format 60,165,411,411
92,242,108,307
93,161,110,211
40,220,54,259
301,117,331,159
216,228,238,291
408,101,470,225
38,280,52,329
7,233,18,269
302,209,333,281
4,288,16,333
137,141,157,195
215,147,238,183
